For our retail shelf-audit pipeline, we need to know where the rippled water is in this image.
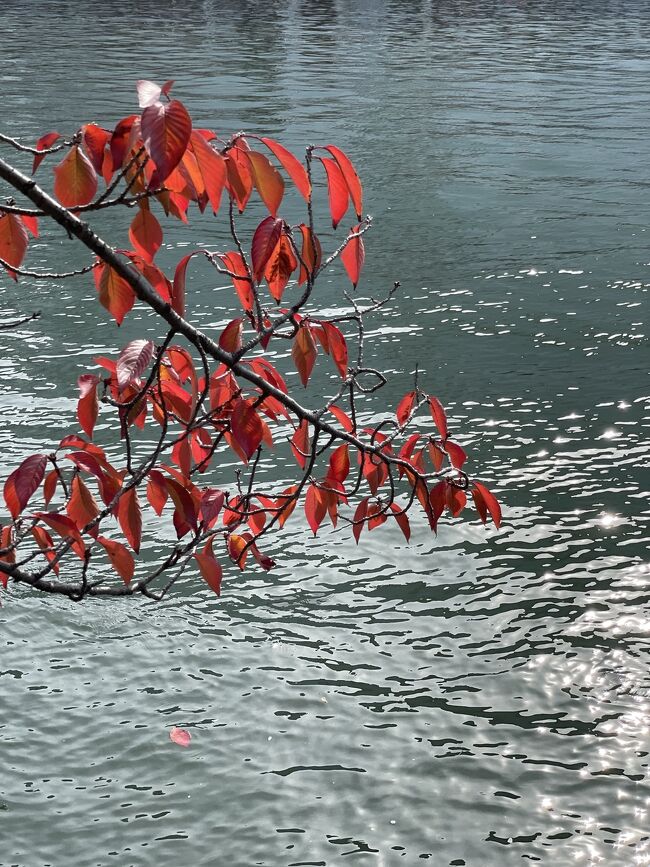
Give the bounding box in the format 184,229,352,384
2,2,650,865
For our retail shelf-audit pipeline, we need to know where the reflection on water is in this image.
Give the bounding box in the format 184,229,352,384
2,1,650,865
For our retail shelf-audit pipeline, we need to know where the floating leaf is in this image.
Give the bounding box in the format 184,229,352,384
169,726,191,747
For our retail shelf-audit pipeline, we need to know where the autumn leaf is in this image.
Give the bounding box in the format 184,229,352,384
97,535,135,585
95,262,136,325
230,399,263,460
116,339,154,391
472,482,502,529
53,145,98,207
117,487,142,553
0,213,28,279
318,156,349,228
169,726,191,747
428,396,448,440
247,150,284,217
323,145,363,220
259,137,311,200
129,208,162,262
194,536,222,595
141,99,192,186
340,224,365,288
32,131,61,174
292,324,317,387
4,454,47,519
251,216,283,283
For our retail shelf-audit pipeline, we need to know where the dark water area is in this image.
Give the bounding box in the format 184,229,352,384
1,2,650,865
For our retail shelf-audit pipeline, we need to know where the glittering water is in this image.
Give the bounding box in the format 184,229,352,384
2,2,650,865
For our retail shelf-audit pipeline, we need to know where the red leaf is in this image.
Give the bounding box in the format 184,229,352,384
34,512,86,559
396,391,416,427
116,339,154,391
117,487,142,553
318,156,349,228
43,470,58,507
219,251,254,314
169,726,191,747
219,318,243,354
95,262,136,325
389,502,411,541
445,440,467,471
305,484,327,535
330,406,354,432
428,440,445,473
0,213,28,278
291,420,310,469
4,454,47,519
32,131,61,174
194,537,222,595
172,251,200,319
31,525,59,575
251,216,283,283
67,474,100,535
323,145,363,221
352,497,370,543
259,137,311,201
82,124,111,173
189,131,226,214
472,482,502,529
53,145,98,207
446,485,467,518
320,322,348,379
292,324,317,387
110,115,138,173
340,225,365,288
200,488,225,527
230,399,263,460
429,481,446,531
247,150,284,217
97,535,135,584
147,471,169,516
327,444,350,484
225,145,254,212
129,208,162,263
297,224,322,285
428,396,448,440
21,215,39,238
264,232,297,302
141,99,192,187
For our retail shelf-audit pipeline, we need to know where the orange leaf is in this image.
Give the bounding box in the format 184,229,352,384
305,484,327,535
34,512,86,559
292,324,317,387
129,208,162,263
320,322,348,379
0,213,28,278
189,131,226,214
247,150,284,217
264,232,297,302
259,137,311,201
225,146,253,212
67,474,100,536
53,145,98,207
4,454,47,519
194,537,222,595
327,444,350,484
318,156,349,228
323,145,363,220
141,99,192,187
340,224,365,288
95,262,136,325
297,224,322,285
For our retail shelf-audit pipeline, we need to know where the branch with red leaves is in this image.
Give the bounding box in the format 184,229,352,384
0,79,501,602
